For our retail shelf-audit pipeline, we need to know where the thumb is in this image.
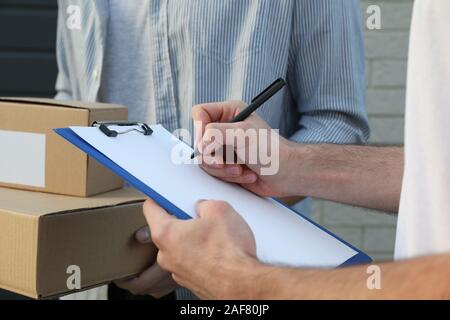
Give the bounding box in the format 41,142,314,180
143,199,177,248
135,226,151,244
143,199,176,226
192,101,246,148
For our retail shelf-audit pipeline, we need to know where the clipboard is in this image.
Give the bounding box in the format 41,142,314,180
55,123,372,268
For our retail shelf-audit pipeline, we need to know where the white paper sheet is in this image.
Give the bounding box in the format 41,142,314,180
71,125,358,267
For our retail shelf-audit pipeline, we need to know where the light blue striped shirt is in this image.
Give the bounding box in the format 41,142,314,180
56,0,369,143
55,0,369,300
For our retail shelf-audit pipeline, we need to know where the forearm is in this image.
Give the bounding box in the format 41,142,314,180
245,254,450,300
286,144,404,213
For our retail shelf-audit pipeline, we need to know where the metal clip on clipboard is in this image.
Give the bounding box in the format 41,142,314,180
92,121,153,137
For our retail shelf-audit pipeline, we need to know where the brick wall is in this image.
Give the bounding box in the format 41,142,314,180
309,0,414,262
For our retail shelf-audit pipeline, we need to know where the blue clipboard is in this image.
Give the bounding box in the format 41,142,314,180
55,127,372,267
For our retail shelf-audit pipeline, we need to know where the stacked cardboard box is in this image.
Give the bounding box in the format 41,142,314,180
0,98,154,299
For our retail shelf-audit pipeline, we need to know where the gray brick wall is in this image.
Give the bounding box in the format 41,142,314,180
310,0,414,262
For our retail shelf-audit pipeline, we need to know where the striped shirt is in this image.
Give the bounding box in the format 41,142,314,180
56,0,369,143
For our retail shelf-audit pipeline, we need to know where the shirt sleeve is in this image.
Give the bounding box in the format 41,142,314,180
54,1,73,101
288,0,370,144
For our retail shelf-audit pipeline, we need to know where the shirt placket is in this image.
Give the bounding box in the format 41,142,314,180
150,0,179,133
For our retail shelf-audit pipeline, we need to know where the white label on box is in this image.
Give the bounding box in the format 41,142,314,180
0,130,46,187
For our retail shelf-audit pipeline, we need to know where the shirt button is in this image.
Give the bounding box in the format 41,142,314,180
93,69,99,81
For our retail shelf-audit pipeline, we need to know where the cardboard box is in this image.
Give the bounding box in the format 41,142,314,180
0,98,128,196
0,187,156,299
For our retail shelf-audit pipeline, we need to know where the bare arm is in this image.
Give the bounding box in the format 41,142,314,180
242,253,450,300
144,199,449,300
288,144,404,213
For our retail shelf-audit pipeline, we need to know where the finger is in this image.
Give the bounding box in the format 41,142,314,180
170,273,189,292
201,123,237,164
192,101,246,124
195,200,234,219
135,226,152,244
202,122,252,155
192,101,246,150
202,154,225,169
203,122,239,145
143,199,176,225
143,199,177,248
114,262,174,297
200,164,244,178
202,125,226,159
201,165,257,184
195,126,224,167
221,172,258,184
200,143,237,169
238,182,271,197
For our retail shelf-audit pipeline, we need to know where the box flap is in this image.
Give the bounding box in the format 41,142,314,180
0,97,127,111
0,187,146,217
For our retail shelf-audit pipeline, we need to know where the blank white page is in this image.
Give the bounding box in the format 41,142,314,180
71,125,358,267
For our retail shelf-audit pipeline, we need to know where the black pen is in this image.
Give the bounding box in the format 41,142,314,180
191,78,286,159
